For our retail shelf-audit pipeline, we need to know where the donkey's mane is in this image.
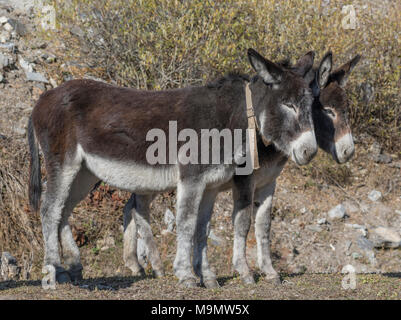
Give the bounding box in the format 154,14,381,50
206,72,250,89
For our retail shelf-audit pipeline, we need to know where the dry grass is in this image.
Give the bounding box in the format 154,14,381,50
0,136,41,262
48,0,401,151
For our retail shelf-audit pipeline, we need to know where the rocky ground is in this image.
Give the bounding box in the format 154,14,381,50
0,1,400,299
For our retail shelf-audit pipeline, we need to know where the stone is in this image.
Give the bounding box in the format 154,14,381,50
317,218,327,225
342,200,359,214
25,71,49,83
371,153,392,164
0,42,16,52
328,204,346,220
369,227,401,248
0,30,10,43
356,236,374,251
306,225,323,232
0,73,3,82
1,252,21,280
208,229,223,246
6,18,26,36
351,252,362,259
0,52,11,68
18,56,33,72
164,208,175,232
3,22,12,32
368,190,382,202
0,16,8,24
345,223,367,236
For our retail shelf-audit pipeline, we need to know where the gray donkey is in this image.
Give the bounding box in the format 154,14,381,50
122,52,360,288
28,48,317,288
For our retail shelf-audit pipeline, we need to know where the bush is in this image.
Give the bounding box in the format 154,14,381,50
50,0,400,150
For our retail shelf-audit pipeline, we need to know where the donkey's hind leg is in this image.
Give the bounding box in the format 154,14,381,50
58,166,99,281
123,194,145,276
134,194,165,278
41,162,82,284
193,189,219,288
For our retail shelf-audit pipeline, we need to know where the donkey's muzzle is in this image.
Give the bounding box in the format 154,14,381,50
291,130,318,165
334,133,355,164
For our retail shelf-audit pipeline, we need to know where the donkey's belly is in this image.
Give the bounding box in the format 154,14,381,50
81,147,178,193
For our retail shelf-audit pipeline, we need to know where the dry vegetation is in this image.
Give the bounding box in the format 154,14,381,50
51,0,400,151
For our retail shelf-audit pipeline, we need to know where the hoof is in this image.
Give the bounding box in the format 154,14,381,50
179,278,198,288
241,274,256,285
126,264,146,277
202,278,220,289
153,269,165,278
263,273,281,285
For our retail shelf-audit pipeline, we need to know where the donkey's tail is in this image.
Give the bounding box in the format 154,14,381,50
28,115,42,212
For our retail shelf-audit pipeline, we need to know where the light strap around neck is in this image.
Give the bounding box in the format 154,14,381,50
245,82,272,171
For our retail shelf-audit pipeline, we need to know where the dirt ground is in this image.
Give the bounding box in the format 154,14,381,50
1,273,400,300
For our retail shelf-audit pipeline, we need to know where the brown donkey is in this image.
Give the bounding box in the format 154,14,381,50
122,52,360,287
28,49,317,288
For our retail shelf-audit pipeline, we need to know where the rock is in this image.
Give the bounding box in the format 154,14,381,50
328,204,346,220
1,252,21,280
0,52,11,68
360,82,374,104
0,30,10,43
369,227,401,248
351,252,363,259
0,16,8,24
6,18,26,36
0,73,3,83
345,223,367,236
18,56,33,72
49,77,57,88
368,190,382,202
3,22,12,32
356,236,374,251
342,200,359,214
306,224,323,232
389,161,401,169
369,141,382,155
0,42,16,52
208,229,223,246
25,71,49,83
317,218,327,225
164,208,175,233
371,153,392,164
300,207,307,214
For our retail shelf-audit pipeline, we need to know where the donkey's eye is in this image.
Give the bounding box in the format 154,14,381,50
323,107,336,118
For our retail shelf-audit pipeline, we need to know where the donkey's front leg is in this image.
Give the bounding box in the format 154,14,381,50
193,189,219,288
123,194,145,277
174,180,205,288
254,182,280,283
232,175,255,285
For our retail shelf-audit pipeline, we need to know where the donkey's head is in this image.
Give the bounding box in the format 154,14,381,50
311,53,361,163
248,48,317,165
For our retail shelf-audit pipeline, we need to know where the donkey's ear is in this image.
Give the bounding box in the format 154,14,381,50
248,48,283,84
317,52,333,88
293,51,315,77
329,54,361,87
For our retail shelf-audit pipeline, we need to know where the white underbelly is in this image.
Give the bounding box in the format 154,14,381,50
81,147,178,193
